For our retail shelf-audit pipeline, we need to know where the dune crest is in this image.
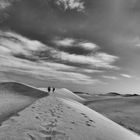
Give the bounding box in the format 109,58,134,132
0,82,139,140
0,96,139,139
40,87,86,103
0,82,47,123
0,82,48,98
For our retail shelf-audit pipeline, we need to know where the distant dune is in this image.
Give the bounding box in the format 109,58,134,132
74,91,89,95
86,95,140,135
0,82,48,123
105,92,121,96
0,82,48,98
122,94,139,97
98,92,139,97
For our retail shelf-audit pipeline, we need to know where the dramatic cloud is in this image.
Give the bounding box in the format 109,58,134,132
0,58,100,85
121,74,132,78
53,38,99,51
0,0,139,93
55,0,85,12
0,31,104,85
51,51,119,69
52,38,119,69
0,30,121,87
0,31,46,54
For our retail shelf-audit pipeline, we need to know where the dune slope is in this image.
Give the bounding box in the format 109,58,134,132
0,82,48,123
55,88,86,103
0,82,48,98
40,88,86,103
87,95,140,134
0,96,139,140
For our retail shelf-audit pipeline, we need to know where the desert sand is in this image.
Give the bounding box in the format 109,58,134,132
40,87,86,103
0,82,47,123
86,94,140,135
0,82,139,140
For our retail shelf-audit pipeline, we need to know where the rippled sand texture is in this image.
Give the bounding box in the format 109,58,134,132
0,95,139,140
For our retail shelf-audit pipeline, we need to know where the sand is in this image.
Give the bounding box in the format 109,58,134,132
39,88,86,103
0,82,139,140
0,95,139,139
0,82,48,123
86,95,140,135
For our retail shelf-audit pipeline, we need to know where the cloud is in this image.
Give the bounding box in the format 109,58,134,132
55,0,85,12
82,69,104,73
53,38,99,51
52,38,119,69
54,38,75,46
0,30,120,86
0,31,104,85
0,31,46,56
102,75,119,80
0,0,20,11
0,0,12,10
40,62,76,71
51,50,119,69
121,74,132,78
78,42,99,50
0,56,101,85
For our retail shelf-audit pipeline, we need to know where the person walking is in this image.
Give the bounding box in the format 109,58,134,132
48,86,51,93
52,87,55,93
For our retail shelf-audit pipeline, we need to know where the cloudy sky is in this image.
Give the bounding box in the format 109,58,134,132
0,0,140,94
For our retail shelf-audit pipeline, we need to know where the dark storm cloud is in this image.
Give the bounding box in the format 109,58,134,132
0,0,118,66
0,0,113,49
0,0,88,42
1,0,140,46
0,0,120,67
0,0,121,72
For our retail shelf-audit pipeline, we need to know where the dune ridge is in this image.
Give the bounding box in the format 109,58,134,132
40,87,86,103
0,96,139,140
0,82,48,124
0,82,48,98
0,82,139,139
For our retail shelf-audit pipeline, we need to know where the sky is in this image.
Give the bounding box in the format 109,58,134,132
0,0,140,94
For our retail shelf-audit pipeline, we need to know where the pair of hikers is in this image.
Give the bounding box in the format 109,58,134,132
47,86,55,93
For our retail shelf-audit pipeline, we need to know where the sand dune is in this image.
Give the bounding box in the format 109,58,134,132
40,87,86,103
55,88,86,103
0,95,139,139
0,82,48,123
0,82,48,98
86,95,140,135
0,82,139,140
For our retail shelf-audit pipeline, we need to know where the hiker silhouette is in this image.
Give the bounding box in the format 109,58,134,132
48,86,51,93
52,87,55,92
